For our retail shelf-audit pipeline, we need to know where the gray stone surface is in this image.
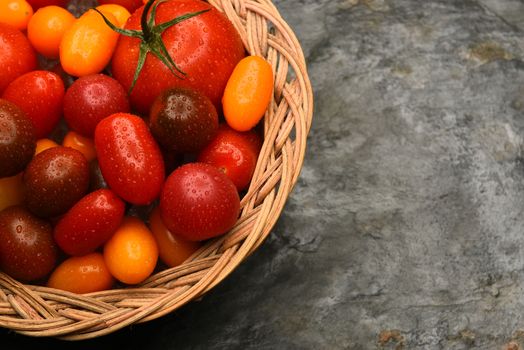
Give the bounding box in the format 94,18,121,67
4,0,524,349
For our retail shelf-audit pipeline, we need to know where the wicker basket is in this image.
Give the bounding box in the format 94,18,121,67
0,0,313,340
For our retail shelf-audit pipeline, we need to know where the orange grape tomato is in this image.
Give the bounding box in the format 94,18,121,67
47,253,114,294
96,4,131,28
27,5,75,59
222,55,274,132
59,10,119,77
149,207,200,268
0,0,34,31
35,138,59,155
0,173,25,212
103,216,158,284
63,131,97,162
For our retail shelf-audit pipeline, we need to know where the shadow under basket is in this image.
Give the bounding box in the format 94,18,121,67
0,0,313,340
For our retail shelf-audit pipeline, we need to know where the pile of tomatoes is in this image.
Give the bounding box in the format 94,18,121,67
0,0,274,293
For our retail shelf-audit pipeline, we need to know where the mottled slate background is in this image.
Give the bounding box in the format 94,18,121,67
4,0,524,349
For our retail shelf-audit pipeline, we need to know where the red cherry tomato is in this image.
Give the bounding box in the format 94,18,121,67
2,70,65,139
149,207,200,268
47,253,114,293
198,124,262,191
0,23,37,95
63,74,130,138
160,163,240,241
54,189,125,256
0,206,57,282
95,113,165,205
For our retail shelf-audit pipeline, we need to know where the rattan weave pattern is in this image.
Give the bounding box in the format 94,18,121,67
0,0,313,339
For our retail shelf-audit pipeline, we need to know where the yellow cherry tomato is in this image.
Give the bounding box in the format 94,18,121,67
60,9,119,77
62,131,96,162
96,4,130,28
0,0,34,31
35,138,59,155
104,217,158,284
47,253,114,294
222,56,274,132
0,173,25,212
149,207,200,268
27,6,75,59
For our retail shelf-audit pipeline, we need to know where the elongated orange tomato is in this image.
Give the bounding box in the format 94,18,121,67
96,4,130,28
47,253,114,294
27,6,75,59
60,10,119,77
222,56,274,132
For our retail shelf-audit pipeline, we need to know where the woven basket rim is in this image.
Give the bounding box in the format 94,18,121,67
0,0,314,340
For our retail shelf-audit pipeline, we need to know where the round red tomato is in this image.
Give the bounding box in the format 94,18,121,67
198,124,262,191
0,23,37,95
160,162,240,241
111,0,245,115
63,74,130,138
2,70,65,139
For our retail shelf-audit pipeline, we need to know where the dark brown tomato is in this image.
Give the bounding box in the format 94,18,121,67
149,88,218,154
0,99,36,178
0,206,57,281
24,146,89,217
